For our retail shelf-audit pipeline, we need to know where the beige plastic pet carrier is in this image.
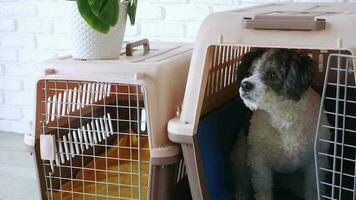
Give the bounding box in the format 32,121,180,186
24,40,192,200
167,3,356,200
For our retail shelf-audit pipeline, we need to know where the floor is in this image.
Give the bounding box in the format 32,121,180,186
0,132,40,200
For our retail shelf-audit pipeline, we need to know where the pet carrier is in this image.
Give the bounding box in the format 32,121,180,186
24,40,192,200
167,3,356,200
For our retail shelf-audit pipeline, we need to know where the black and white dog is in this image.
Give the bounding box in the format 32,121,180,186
231,49,329,200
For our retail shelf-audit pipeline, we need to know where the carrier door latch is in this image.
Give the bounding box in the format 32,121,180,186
40,135,56,161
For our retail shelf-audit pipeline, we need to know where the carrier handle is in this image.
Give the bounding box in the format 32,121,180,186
126,39,150,56
242,14,326,31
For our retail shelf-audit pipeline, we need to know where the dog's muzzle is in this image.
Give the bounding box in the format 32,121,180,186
239,78,260,110
241,81,254,92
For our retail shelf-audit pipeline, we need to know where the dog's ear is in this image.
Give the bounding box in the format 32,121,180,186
236,49,266,84
282,53,315,101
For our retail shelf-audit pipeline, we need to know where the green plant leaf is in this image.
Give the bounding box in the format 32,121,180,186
88,0,106,17
98,0,119,26
88,0,119,26
127,0,137,25
76,0,110,33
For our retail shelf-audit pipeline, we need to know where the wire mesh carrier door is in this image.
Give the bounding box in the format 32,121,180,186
315,53,356,200
34,79,186,200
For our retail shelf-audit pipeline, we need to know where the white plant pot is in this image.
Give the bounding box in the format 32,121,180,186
68,1,127,60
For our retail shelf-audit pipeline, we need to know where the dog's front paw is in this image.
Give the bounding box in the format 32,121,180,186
255,192,272,200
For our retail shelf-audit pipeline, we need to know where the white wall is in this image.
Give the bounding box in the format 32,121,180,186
0,0,354,133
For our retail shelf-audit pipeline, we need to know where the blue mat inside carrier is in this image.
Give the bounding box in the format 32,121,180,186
195,88,332,200
196,97,251,200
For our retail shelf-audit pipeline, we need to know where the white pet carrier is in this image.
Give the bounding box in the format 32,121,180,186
167,3,356,200
24,40,192,200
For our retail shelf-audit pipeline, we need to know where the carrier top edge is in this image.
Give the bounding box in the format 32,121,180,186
227,3,356,16
194,3,356,50
40,42,193,78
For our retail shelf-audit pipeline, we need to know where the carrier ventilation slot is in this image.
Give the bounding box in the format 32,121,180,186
201,45,251,115
45,83,111,124
206,46,251,97
54,112,114,166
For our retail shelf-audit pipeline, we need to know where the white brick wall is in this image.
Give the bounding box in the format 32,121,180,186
0,0,353,134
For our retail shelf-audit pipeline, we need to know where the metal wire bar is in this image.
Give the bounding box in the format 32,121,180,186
90,83,98,200
44,176,149,189
319,139,356,150
103,84,109,198
42,81,51,199
45,86,142,96
324,97,356,105
115,84,121,198
320,181,354,192
321,194,334,200
50,188,140,200
321,125,356,135
330,67,356,72
327,82,356,90
51,80,58,199
353,152,356,199
338,57,350,199
323,111,356,120
328,53,341,200
42,164,151,176
43,118,147,126
319,167,355,179
128,85,133,199
318,152,356,163
136,85,142,200
78,82,86,200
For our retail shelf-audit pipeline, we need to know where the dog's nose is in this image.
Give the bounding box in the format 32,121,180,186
241,81,254,92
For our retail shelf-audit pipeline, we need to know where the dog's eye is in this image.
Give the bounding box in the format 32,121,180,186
270,72,278,80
